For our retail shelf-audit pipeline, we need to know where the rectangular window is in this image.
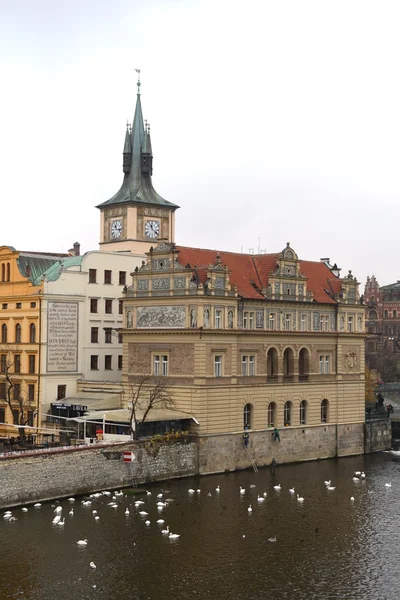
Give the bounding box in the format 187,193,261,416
249,355,255,376
269,313,275,330
242,355,255,376
348,316,354,332
0,354,7,373
16,303,22,309
0,407,5,422
301,315,306,331
91,327,99,343
90,355,99,370
90,299,98,313
105,355,112,370
12,409,19,425
320,315,329,332
0,382,6,399
30,302,36,308
118,333,123,344
104,270,112,284
153,355,168,376
28,384,35,402
105,299,112,314
89,269,97,283
2,303,7,309
241,355,248,376
57,385,66,400
285,314,291,331
27,410,34,427
14,354,21,374
119,300,123,315
28,355,36,374
14,384,21,400
119,271,126,286
214,355,222,377
104,328,112,343
243,312,254,329
324,355,330,374
215,309,222,329
118,355,123,370
319,355,330,374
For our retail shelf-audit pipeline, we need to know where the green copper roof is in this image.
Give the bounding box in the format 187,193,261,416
17,252,66,286
40,255,83,283
381,281,400,292
96,92,179,210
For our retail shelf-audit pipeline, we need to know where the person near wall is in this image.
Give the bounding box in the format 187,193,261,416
273,427,280,442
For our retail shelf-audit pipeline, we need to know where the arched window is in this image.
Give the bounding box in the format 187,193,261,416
284,401,292,426
29,323,36,343
283,348,294,380
369,310,377,320
267,348,278,380
268,402,277,427
384,310,388,318
1,264,4,282
15,323,21,343
1,324,7,343
394,310,397,319
321,399,329,423
244,403,253,429
6,263,10,282
299,348,309,381
299,400,307,425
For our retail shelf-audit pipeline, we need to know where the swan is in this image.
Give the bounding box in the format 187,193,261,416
21,507,28,512
157,493,163,499
3,513,12,520
324,480,331,486
125,509,130,515
9,516,17,522
354,471,361,477
289,488,295,494
92,510,97,515
34,503,42,508
188,489,195,494
248,505,252,513
77,539,88,546
52,515,61,524
139,511,148,516
157,519,165,524
297,494,304,503
240,487,246,494
82,501,91,507
327,486,336,491
196,489,201,493
93,493,102,498
57,518,65,527
350,497,355,501
69,510,74,516
112,496,117,501
54,506,62,513
216,486,220,492
207,492,212,497
263,492,267,497
268,537,277,542
169,532,180,539
385,482,392,488
353,477,360,482
68,497,75,502
90,562,96,569
250,484,256,489
161,525,170,535
360,472,366,479
257,495,265,502
102,491,111,496
273,484,281,491
157,501,167,507
146,491,152,496
145,520,151,526
111,504,118,509
135,500,145,505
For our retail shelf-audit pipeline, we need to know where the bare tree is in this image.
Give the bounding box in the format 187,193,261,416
0,348,36,447
126,372,174,439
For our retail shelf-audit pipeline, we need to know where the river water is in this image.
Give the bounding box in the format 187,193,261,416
1,451,400,600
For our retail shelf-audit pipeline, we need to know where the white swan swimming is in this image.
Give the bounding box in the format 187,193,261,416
57,518,65,527
324,480,331,486
257,495,265,502
350,497,355,501
353,477,360,482
77,539,88,546
139,511,148,516
34,503,41,508
95,515,100,521
145,520,151,526
327,486,336,491
188,489,195,494
196,489,201,493
52,515,61,524
216,486,220,492
125,508,130,515
146,491,152,496
69,509,74,516
21,507,28,512
240,487,246,495
263,492,267,497
268,537,277,542
384,482,392,488
169,532,180,539
354,471,361,477
92,510,97,515
157,493,163,499
297,494,304,503
68,497,75,502
250,484,256,489
289,488,295,494
90,562,96,569
54,506,63,514
360,472,366,479
248,505,253,513
157,519,165,524
161,525,170,535
273,484,281,491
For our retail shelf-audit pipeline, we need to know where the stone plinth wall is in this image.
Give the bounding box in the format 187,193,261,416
0,440,197,510
364,418,392,453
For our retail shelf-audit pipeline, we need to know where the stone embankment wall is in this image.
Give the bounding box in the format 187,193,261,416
0,421,391,509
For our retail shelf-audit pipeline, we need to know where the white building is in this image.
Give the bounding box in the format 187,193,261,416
39,249,144,415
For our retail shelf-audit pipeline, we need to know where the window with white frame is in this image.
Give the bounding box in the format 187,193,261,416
348,315,354,332
269,313,275,330
320,315,329,332
214,355,223,377
215,309,222,329
243,311,254,329
153,354,168,376
319,355,330,374
300,314,306,331
241,355,255,376
285,314,291,331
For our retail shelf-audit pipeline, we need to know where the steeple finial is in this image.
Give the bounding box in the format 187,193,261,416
135,68,141,95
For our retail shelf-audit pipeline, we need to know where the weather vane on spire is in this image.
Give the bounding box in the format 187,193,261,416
135,68,141,94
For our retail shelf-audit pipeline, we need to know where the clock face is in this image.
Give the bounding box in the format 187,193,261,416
145,220,160,239
111,220,122,239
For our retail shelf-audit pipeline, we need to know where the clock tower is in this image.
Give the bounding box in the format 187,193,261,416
97,78,179,253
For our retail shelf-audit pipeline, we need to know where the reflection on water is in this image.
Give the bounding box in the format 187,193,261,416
1,452,400,600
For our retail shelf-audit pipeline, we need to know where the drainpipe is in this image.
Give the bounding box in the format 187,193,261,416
37,295,42,437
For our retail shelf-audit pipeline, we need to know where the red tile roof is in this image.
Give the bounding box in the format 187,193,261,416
176,246,342,304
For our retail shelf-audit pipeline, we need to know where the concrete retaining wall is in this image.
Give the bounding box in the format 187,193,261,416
364,418,392,453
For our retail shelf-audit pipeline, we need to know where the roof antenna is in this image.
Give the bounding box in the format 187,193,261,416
135,68,141,95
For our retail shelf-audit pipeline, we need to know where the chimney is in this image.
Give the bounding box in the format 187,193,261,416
73,242,80,256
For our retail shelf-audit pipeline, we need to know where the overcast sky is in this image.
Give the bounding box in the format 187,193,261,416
1,0,399,288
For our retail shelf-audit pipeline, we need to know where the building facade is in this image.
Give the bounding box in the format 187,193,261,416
365,275,400,381
121,242,365,458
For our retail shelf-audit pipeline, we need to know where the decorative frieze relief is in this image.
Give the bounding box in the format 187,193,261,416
153,277,170,290
138,279,149,291
174,277,185,289
256,309,264,329
137,305,186,328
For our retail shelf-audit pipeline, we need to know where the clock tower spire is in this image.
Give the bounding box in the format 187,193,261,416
97,75,179,254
